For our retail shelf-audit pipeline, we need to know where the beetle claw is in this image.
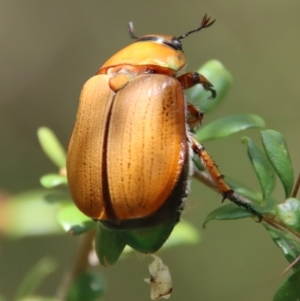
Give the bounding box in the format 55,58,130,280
223,191,264,222
201,82,216,99
208,88,217,99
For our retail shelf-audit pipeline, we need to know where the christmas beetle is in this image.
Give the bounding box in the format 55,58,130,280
67,15,259,258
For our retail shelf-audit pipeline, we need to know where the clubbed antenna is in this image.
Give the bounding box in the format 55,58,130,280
177,14,216,40
128,21,139,40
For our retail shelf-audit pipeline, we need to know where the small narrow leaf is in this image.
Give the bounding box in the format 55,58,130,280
261,130,294,198
266,224,300,265
15,257,57,300
37,127,66,168
57,204,96,235
40,174,68,188
18,297,59,301
122,223,175,254
3,190,64,237
225,178,263,204
269,223,300,301
187,60,233,113
203,204,253,228
273,269,300,301
196,114,265,142
95,223,126,267
120,222,200,254
242,137,276,202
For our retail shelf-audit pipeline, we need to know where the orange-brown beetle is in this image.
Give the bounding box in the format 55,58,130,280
67,15,235,230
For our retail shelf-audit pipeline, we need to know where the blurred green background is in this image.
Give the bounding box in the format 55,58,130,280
1,1,299,300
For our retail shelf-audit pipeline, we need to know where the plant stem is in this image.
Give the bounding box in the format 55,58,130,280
56,229,96,300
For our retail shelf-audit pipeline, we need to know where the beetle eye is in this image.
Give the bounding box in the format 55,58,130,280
171,38,183,51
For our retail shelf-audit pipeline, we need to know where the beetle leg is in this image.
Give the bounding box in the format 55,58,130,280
191,137,233,196
186,102,204,130
191,136,263,220
177,72,216,99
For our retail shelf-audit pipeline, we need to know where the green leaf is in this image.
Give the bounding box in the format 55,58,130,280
192,155,205,171
15,257,57,301
40,174,68,188
3,190,64,238
242,137,276,202
67,271,105,301
187,60,233,114
261,130,294,198
164,221,200,248
203,201,269,227
203,204,254,228
273,268,300,301
37,127,66,168
196,114,265,142
225,178,263,204
276,198,300,232
266,224,300,265
57,204,96,235
121,221,200,256
95,223,126,267
122,223,176,254
19,297,59,301
268,224,300,301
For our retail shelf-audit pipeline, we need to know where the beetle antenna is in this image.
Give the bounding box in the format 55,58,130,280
128,21,139,39
177,14,216,40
